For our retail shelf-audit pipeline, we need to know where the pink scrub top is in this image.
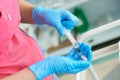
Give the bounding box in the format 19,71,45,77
0,0,52,80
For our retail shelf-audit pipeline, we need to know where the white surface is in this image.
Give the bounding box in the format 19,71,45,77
93,43,119,60
118,41,120,63
88,66,100,80
77,19,120,46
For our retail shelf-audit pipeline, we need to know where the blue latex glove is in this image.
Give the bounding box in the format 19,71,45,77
32,6,79,36
29,42,92,80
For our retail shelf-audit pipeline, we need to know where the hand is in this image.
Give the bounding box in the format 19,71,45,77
66,42,92,62
32,6,79,36
29,42,92,80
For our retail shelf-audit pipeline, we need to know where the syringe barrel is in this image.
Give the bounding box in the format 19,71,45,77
65,29,87,60
65,29,77,46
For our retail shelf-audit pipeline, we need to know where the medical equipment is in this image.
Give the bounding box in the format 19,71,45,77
65,29,100,80
65,29,87,60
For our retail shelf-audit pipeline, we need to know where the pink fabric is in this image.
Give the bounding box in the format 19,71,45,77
0,0,52,80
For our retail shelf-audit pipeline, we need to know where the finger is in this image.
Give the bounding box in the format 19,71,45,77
73,60,90,68
77,52,85,60
80,42,88,55
86,50,93,63
68,47,84,60
54,21,65,36
68,47,76,57
79,42,84,52
65,11,79,24
80,42,88,51
71,67,89,74
84,44,91,57
62,10,79,30
62,21,74,31
82,45,92,62
73,52,81,60
62,15,78,31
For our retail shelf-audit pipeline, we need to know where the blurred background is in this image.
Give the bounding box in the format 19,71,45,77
20,0,120,80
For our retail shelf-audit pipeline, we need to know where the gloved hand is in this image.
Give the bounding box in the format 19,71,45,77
32,6,79,36
29,42,92,80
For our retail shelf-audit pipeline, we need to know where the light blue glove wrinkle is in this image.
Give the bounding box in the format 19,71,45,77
29,56,90,80
61,11,79,31
29,42,92,80
32,6,79,36
29,59,51,80
66,42,93,62
79,42,93,62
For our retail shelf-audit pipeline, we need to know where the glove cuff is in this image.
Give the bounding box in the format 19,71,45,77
29,65,42,80
28,59,53,80
32,6,45,25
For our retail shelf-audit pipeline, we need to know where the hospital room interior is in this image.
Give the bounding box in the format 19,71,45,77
20,0,120,80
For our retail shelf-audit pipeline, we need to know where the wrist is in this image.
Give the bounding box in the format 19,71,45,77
28,59,53,80
32,6,45,25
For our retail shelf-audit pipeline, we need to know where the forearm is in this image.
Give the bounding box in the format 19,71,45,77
19,0,35,24
1,68,36,80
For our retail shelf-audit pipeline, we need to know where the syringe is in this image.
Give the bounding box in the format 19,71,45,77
65,29,87,60
65,29,100,80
